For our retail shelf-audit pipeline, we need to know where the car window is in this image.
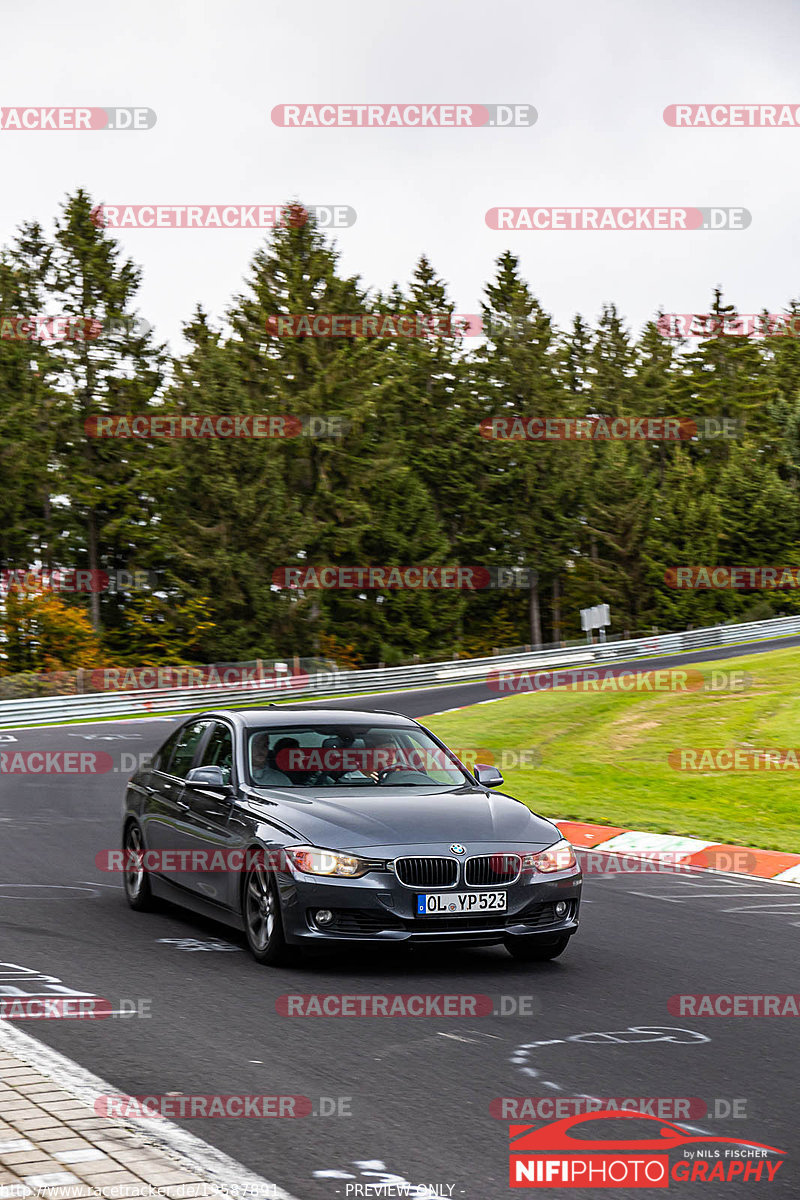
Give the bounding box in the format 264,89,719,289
170,720,212,779
198,722,234,785
151,728,181,774
247,724,469,787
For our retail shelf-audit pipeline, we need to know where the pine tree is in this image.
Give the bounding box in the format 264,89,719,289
0,241,55,574
47,190,167,632
470,253,579,645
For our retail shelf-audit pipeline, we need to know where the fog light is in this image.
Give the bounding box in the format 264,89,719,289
315,909,334,926
554,901,568,917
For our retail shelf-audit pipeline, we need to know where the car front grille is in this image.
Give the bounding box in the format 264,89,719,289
465,853,521,886
393,856,459,889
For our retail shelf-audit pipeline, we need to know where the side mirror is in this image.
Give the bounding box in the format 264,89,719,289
474,763,504,788
185,766,231,791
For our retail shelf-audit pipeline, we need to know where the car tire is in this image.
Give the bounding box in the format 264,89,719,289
504,934,571,962
243,863,294,966
122,822,157,912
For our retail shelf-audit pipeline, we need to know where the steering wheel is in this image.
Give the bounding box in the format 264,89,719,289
378,762,433,784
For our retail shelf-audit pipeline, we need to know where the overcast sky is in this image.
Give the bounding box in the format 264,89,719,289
1,0,798,352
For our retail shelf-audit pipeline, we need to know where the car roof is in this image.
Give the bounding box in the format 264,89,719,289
199,708,419,729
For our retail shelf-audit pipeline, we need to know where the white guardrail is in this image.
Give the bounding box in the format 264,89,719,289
1,613,799,729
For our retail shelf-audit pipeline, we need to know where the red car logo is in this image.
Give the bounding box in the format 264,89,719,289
510,1109,784,1155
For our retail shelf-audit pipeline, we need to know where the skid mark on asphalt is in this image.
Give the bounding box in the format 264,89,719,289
374,1029,500,1060
156,937,241,952
0,884,100,900
438,1030,502,1045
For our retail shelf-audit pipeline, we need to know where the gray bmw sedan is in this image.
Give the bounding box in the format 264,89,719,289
121,707,582,966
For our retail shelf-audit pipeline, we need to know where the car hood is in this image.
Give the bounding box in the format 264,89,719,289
247,783,561,851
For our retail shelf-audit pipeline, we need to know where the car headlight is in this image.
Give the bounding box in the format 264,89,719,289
284,846,370,878
521,839,577,873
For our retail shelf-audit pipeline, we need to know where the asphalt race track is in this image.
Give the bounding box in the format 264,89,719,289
1,637,799,1198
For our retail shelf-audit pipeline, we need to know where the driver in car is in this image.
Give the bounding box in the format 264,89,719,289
251,732,271,778
364,731,426,783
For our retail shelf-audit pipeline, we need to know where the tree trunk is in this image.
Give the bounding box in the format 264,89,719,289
552,574,562,643
43,491,52,572
87,512,100,631
529,577,542,647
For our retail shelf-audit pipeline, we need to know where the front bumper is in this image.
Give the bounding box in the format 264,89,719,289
277,859,582,947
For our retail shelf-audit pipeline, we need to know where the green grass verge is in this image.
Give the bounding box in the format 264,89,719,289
421,645,800,854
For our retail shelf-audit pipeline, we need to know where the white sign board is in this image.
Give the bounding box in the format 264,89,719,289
580,603,611,631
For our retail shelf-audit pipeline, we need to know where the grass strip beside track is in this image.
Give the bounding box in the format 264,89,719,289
422,645,800,854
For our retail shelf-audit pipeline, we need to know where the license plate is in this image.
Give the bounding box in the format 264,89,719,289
416,891,507,915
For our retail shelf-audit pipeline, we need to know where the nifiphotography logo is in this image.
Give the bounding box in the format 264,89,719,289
508,1111,785,1187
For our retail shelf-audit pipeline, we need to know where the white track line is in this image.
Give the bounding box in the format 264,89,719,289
0,1021,301,1200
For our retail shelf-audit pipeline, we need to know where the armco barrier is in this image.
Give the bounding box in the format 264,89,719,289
0,613,799,729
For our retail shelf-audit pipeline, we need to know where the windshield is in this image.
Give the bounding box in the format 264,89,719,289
247,724,470,788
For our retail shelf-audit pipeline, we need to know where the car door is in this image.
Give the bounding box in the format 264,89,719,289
180,720,244,909
141,719,213,888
